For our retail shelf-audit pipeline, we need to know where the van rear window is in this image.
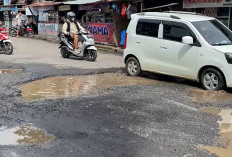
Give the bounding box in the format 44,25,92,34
136,19,160,38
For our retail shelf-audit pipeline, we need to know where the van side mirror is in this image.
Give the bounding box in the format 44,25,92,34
182,36,193,45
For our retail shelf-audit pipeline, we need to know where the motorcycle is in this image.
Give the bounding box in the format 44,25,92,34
0,25,13,55
9,21,34,38
59,30,97,62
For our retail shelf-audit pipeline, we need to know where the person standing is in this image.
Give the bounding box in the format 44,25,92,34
16,12,22,38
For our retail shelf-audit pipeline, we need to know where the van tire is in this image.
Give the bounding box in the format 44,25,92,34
126,57,141,76
200,68,225,90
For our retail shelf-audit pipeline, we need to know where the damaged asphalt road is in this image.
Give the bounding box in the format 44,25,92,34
0,61,231,157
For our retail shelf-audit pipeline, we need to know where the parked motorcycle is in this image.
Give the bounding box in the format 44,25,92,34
0,25,13,55
9,21,34,38
59,30,97,62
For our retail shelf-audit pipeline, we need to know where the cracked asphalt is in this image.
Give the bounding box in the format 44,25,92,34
0,38,231,157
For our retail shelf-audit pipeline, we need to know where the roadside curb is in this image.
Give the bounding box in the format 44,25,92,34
33,35,124,54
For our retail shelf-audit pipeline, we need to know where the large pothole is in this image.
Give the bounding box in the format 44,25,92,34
21,73,160,101
188,88,232,103
199,108,232,157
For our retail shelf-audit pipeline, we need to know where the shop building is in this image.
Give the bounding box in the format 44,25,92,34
63,0,141,46
26,2,61,38
183,0,232,30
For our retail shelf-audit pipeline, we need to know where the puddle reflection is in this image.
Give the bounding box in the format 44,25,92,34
188,88,232,103
0,123,54,146
0,69,21,74
21,73,159,101
200,108,232,157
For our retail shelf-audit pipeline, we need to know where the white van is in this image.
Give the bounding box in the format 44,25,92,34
124,11,232,90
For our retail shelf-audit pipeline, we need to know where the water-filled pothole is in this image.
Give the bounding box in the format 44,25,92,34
199,108,232,157
0,123,54,146
0,69,21,74
188,88,232,103
21,73,160,101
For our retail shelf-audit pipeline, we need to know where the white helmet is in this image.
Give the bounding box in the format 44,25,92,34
67,12,76,22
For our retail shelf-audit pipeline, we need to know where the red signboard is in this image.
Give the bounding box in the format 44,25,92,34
87,23,114,45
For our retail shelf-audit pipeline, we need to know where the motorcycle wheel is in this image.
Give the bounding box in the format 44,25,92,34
9,29,17,37
85,49,97,62
27,31,34,38
3,42,13,55
61,46,71,58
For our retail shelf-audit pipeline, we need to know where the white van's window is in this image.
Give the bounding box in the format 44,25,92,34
136,20,159,38
192,20,232,46
163,25,191,42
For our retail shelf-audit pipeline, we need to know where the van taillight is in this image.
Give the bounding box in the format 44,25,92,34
123,33,127,49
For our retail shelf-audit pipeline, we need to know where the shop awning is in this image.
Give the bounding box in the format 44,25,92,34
64,0,101,5
26,2,62,7
142,3,179,11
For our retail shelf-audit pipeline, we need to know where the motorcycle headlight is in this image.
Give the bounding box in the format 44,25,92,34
225,53,232,64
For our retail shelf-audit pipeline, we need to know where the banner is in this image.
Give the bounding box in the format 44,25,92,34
38,23,58,36
87,23,114,45
58,5,70,11
26,7,39,16
3,0,10,5
183,0,232,8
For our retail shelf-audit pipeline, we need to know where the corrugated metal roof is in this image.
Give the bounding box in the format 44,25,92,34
64,0,101,5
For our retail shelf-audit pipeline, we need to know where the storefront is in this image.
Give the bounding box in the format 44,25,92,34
80,2,115,45
0,0,18,28
27,2,61,37
183,0,232,30
64,0,140,46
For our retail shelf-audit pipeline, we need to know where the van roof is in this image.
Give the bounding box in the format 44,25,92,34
134,12,215,22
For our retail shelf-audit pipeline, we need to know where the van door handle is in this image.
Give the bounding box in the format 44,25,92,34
160,46,167,50
136,41,140,44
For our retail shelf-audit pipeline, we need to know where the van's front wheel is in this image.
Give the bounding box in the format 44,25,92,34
126,57,141,76
200,68,225,90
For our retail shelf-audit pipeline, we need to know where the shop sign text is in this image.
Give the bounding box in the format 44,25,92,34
38,23,58,36
88,23,114,45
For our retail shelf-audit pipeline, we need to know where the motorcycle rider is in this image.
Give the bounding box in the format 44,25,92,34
62,12,85,53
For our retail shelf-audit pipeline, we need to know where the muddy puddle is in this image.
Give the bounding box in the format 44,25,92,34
0,69,21,74
199,108,232,157
0,123,54,146
21,73,159,101
188,88,232,103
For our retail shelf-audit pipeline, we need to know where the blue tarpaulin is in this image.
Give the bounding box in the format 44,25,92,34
0,6,17,11
120,30,126,46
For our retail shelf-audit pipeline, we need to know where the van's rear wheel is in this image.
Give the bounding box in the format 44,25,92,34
200,68,225,90
126,57,141,76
